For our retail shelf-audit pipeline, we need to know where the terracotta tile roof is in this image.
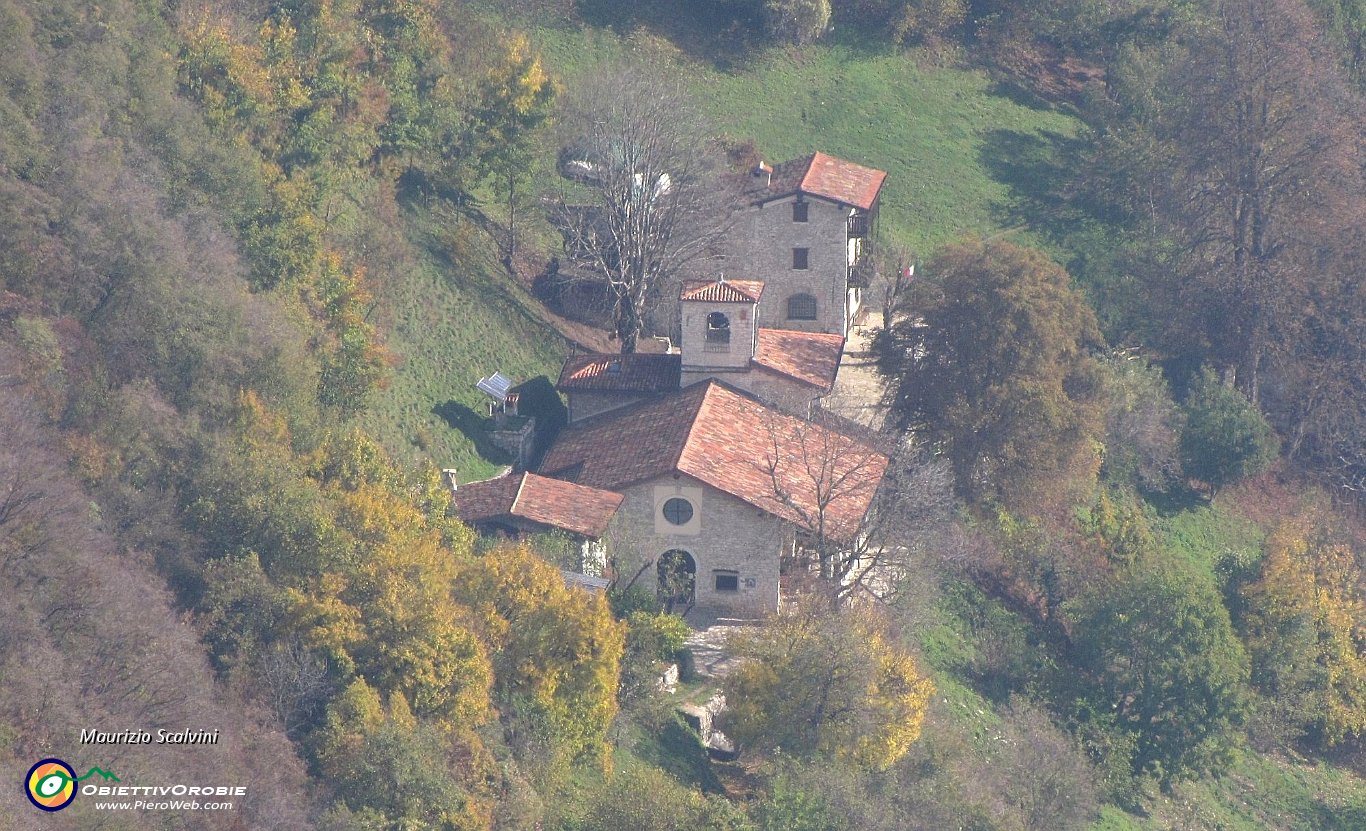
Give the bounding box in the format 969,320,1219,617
538,380,887,540
541,382,711,489
737,152,887,211
557,353,682,393
753,328,845,390
680,279,765,303
800,152,887,211
452,472,623,538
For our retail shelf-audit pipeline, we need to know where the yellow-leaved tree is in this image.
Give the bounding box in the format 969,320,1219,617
321,433,490,723
1240,514,1366,746
455,543,625,769
722,599,933,770
315,679,493,830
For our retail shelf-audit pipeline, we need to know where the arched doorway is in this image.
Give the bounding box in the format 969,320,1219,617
657,549,696,612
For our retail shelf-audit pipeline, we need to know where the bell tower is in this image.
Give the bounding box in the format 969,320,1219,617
678,278,763,375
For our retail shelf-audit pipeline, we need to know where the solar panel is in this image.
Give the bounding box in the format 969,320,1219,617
476,371,515,403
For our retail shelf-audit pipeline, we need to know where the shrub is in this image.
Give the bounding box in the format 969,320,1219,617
1180,367,1278,494
764,0,831,44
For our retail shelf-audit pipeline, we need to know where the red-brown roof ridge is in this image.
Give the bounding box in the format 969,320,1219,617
680,279,765,303
738,151,887,211
557,352,682,393
799,151,887,211
452,471,624,538
538,380,887,539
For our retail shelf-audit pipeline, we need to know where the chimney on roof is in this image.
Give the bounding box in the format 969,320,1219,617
754,160,772,187
441,469,458,492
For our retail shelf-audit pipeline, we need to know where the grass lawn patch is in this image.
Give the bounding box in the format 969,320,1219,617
361,204,565,480
1154,500,1266,577
500,15,1082,258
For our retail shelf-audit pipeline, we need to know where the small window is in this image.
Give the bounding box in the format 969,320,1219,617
792,201,808,223
705,312,730,344
714,571,739,592
788,293,818,321
662,497,694,526
792,248,809,270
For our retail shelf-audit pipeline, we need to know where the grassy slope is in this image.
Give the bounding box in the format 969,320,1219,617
361,204,565,482
524,24,1077,257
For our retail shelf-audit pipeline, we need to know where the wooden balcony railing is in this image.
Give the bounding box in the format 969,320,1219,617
847,212,870,239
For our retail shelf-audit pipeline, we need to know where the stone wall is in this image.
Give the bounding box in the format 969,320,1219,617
608,474,785,615
679,297,757,372
680,367,819,415
729,195,850,336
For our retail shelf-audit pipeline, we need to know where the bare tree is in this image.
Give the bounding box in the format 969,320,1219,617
869,240,915,333
259,638,333,738
557,64,729,353
760,405,954,605
1160,0,1362,404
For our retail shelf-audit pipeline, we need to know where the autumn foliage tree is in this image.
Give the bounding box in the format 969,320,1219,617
315,679,492,830
1155,0,1362,405
469,33,557,262
455,543,625,768
880,239,1105,508
1239,514,1366,747
722,599,933,770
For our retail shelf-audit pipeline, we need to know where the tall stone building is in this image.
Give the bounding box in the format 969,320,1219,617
730,152,885,337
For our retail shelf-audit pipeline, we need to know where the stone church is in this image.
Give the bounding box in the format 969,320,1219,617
454,152,890,615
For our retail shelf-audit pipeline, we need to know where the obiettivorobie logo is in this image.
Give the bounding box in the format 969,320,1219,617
24,756,246,814
25,758,120,812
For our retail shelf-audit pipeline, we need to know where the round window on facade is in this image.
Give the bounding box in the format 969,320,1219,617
662,497,694,526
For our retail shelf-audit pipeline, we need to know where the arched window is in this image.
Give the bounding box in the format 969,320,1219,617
705,312,730,344
788,293,818,321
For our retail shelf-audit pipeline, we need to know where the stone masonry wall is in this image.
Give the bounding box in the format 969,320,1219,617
608,474,785,615
730,195,849,336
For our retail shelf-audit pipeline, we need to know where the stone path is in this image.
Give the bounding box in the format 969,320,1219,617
681,608,762,679
827,320,890,430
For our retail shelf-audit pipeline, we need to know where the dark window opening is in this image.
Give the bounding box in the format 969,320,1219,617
792,201,808,223
662,497,694,526
714,571,739,592
788,293,818,321
792,248,809,270
705,312,731,344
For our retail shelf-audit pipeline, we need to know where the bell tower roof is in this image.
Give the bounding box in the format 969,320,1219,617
680,278,765,304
